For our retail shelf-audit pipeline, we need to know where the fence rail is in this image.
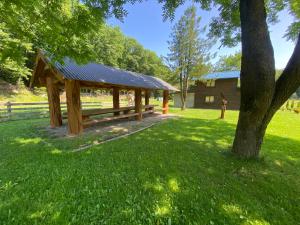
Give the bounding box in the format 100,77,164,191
0,101,107,122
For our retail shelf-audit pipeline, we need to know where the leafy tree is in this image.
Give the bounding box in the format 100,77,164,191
0,1,173,83
91,25,125,68
168,6,211,110
215,52,241,71
0,0,103,81
160,0,300,158
0,0,142,81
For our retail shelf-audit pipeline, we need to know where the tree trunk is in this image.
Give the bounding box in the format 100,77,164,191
232,0,275,158
180,72,186,110
232,0,300,158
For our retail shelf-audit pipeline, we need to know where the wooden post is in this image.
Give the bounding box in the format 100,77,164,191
162,90,169,114
6,101,12,119
65,80,82,135
135,89,142,120
145,90,150,110
46,76,62,128
113,87,120,116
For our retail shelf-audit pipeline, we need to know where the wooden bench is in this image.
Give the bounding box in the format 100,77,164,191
63,105,156,128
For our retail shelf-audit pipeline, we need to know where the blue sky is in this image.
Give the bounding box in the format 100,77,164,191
107,1,296,69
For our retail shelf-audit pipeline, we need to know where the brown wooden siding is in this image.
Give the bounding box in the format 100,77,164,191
194,78,240,110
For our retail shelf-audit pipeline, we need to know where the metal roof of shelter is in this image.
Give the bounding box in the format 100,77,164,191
35,54,178,91
203,71,240,80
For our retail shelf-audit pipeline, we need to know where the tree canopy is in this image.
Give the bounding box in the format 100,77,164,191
158,0,300,45
0,0,173,84
167,5,212,109
214,52,241,72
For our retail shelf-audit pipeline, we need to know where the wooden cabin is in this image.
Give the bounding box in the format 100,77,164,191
31,52,178,135
174,71,240,110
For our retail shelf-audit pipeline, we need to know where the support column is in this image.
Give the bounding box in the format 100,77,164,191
162,90,169,114
113,87,120,116
46,75,62,128
135,89,142,121
145,90,150,110
65,80,82,135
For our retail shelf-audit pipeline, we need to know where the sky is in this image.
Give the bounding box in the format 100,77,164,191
107,1,296,69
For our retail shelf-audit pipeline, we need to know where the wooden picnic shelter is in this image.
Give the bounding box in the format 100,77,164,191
31,52,178,135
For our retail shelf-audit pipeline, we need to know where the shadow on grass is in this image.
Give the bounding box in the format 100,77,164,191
0,116,299,224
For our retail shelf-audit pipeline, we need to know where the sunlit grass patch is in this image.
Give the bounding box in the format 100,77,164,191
0,109,299,224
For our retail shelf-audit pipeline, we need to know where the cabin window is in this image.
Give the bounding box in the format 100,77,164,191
205,96,214,103
206,80,215,87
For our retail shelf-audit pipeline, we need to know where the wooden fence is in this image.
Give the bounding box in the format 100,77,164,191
0,101,106,122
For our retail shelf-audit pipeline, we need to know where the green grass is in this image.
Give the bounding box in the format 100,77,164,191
0,109,299,225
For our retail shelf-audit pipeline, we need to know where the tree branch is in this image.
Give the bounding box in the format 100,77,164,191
272,33,300,110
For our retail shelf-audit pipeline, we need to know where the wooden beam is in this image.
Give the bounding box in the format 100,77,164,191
65,80,83,135
135,89,142,121
113,87,120,116
46,74,62,128
162,90,169,114
83,112,138,128
80,80,143,91
145,90,150,110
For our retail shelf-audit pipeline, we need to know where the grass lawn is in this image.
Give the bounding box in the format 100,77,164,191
0,109,299,225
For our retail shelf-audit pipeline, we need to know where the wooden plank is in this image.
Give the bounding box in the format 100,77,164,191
63,105,154,118
4,101,100,106
83,106,134,116
7,106,50,111
83,113,138,128
46,75,62,128
135,89,142,121
113,87,120,116
65,80,83,135
163,90,169,114
142,109,154,115
7,102,49,106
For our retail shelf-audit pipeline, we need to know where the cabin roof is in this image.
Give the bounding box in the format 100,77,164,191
32,53,178,91
203,71,240,80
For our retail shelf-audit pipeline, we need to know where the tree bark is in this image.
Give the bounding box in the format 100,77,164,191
180,71,186,110
232,0,275,158
232,0,300,158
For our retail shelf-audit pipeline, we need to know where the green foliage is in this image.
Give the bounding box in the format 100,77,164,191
0,0,173,84
1,0,299,84
89,25,174,82
168,5,212,81
0,0,102,81
167,5,212,109
0,109,300,224
285,0,300,41
215,52,241,72
158,0,300,45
